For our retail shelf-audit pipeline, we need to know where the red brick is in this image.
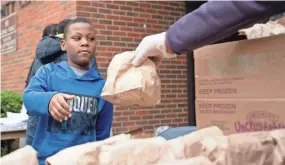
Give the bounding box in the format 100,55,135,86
154,114,166,119
113,1,126,5
78,1,91,6
139,13,152,19
170,12,181,17
95,35,106,40
166,114,178,118
94,24,105,29
114,42,127,47
123,111,135,116
99,41,113,46
139,3,151,8
149,110,161,114
112,122,122,127
142,115,154,120
126,1,139,7
133,18,145,23
83,7,96,12
127,32,140,38
149,120,160,124
126,22,138,27
169,2,180,7
123,122,136,127
120,26,132,31
164,6,175,11
106,36,119,41
106,4,119,9
126,11,138,17
99,8,112,14
99,30,113,35
158,1,169,5
99,19,112,25
91,2,105,8
92,13,106,19
107,47,121,52
152,4,161,10
161,119,170,124
120,6,133,11
120,16,133,22
135,8,146,13
115,127,128,134
129,116,141,121
178,113,188,118
106,15,119,20
173,119,183,123
121,37,133,42
145,9,157,14
96,58,107,64
136,121,148,125
77,11,90,17
135,110,148,115
113,10,125,15
114,21,126,26
114,31,126,36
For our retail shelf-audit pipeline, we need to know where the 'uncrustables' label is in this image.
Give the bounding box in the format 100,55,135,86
235,111,285,132
196,100,285,135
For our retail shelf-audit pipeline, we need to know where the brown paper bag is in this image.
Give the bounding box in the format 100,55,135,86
153,156,213,165
270,129,285,165
101,51,161,107
182,126,224,159
238,20,285,39
0,145,38,165
46,134,131,165
97,137,171,165
201,131,278,165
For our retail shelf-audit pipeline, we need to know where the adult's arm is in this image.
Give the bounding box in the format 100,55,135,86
166,1,285,54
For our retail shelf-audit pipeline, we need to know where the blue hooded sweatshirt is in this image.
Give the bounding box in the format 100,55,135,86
25,35,97,146
23,61,113,165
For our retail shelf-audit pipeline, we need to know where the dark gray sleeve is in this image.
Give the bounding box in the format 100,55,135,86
26,58,42,87
166,1,285,54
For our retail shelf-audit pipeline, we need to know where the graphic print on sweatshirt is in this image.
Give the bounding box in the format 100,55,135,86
47,94,98,136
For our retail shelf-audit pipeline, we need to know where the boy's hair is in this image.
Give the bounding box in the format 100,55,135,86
63,18,92,39
57,19,72,34
42,24,57,38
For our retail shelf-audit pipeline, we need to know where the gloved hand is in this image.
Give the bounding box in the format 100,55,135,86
132,32,176,68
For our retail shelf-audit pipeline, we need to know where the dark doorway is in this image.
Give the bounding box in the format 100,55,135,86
185,1,206,126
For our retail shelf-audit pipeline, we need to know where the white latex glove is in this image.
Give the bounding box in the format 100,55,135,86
132,32,176,68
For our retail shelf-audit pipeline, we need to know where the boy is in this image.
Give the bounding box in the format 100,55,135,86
23,18,113,165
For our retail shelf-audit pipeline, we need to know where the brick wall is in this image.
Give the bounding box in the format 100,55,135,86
1,1,188,134
1,1,76,93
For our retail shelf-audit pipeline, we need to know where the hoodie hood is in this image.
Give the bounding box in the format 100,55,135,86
35,36,64,64
56,61,104,81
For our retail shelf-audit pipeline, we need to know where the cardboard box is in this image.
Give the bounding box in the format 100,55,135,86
194,35,285,99
196,99,285,135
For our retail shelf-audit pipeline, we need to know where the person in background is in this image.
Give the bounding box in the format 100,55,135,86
23,18,113,164
25,23,60,145
42,23,57,38
25,19,71,87
132,1,285,68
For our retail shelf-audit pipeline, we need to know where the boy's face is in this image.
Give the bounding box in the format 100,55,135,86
61,22,96,70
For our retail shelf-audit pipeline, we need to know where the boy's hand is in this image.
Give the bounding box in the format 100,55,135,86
49,93,75,122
